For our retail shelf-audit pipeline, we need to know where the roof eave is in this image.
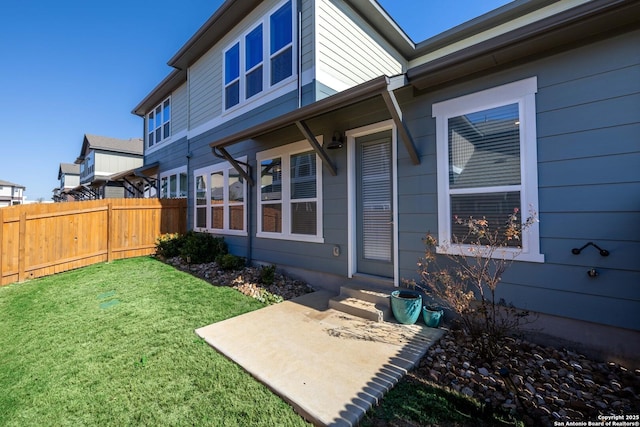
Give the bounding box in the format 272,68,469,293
407,0,640,91
132,69,187,116
210,75,391,149
411,0,558,59
167,0,263,70
347,0,415,56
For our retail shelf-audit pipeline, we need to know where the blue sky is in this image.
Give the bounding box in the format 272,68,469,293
0,0,510,201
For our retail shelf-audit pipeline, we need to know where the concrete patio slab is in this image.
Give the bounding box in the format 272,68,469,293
195,290,444,426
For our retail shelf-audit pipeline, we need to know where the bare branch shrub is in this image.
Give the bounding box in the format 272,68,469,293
406,208,538,361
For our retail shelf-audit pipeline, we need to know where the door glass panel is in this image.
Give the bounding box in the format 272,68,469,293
360,138,392,262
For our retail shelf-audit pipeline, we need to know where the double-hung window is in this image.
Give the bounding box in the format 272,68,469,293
159,167,187,199
270,0,293,86
147,97,171,148
194,160,247,235
223,0,294,110
257,140,323,243
432,77,543,262
245,25,263,99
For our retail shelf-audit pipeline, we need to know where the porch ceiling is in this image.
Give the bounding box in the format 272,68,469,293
209,74,420,179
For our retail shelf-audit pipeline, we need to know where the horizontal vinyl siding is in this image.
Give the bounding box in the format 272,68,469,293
315,0,404,92
171,83,188,134
104,185,125,199
95,152,143,176
145,136,189,173
528,30,640,330
186,94,392,274
188,0,292,131
399,29,640,330
300,0,314,76
189,48,221,130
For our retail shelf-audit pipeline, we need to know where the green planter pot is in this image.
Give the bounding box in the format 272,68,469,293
390,290,422,324
422,306,443,328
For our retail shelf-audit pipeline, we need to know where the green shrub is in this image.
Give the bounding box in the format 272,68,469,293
179,231,227,264
259,264,276,286
256,289,283,305
155,233,183,258
216,254,246,271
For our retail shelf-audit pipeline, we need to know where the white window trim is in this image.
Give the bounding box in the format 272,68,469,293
432,77,544,263
256,139,324,243
193,159,248,236
222,0,297,114
146,96,171,149
159,166,187,199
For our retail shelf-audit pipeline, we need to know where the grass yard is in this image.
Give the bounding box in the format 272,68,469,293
0,257,310,427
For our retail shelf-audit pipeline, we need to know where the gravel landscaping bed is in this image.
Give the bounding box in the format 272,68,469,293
412,328,640,425
162,257,639,426
163,257,316,302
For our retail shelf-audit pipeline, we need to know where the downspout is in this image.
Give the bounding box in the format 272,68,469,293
297,0,302,108
186,67,192,231
247,160,253,265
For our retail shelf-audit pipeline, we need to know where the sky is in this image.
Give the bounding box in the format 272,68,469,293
0,0,511,201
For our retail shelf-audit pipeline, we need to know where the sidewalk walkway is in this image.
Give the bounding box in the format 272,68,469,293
195,290,444,427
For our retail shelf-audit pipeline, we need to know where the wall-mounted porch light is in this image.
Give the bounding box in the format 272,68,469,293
325,132,344,150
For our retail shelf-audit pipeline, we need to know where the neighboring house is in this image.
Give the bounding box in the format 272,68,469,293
0,180,26,207
73,134,144,199
53,163,81,202
133,0,640,359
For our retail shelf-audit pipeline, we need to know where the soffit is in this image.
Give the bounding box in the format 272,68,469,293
132,69,186,116
407,0,640,91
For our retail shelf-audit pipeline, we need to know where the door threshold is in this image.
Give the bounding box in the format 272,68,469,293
350,273,395,288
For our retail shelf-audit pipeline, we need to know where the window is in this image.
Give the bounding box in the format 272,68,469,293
159,167,187,199
432,77,543,262
270,0,293,85
193,160,247,235
245,25,263,99
147,97,171,147
225,43,240,109
223,0,294,110
257,140,323,242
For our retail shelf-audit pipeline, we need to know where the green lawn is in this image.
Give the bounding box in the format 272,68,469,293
0,257,310,427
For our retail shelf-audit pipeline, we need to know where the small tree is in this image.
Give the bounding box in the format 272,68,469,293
408,208,538,361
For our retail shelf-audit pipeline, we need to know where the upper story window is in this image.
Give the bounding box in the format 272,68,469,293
432,77,543,262
81,152,94,179
224,0,294,110
257,140,323,243
194,160,247,235
159,167,187,199
147,97,171,148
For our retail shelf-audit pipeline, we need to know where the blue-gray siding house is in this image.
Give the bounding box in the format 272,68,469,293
133,0,640,363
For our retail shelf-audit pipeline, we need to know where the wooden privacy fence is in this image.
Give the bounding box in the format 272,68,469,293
0,198,187,286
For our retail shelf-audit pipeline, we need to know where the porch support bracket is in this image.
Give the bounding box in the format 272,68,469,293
122,177,143,196
213,146,255,187
381,88,420,165
295,120,337,176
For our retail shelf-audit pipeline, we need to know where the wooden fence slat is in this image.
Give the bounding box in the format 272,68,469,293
0,199,186,286
0,209,4,283
107,202,113,263
18,212,26,283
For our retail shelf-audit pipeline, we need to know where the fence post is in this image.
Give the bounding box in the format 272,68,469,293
18,212,26,282
107,202,113,263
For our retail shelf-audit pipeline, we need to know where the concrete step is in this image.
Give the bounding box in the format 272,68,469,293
328,295,387,322
339,285,391,308
328,284,395,322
